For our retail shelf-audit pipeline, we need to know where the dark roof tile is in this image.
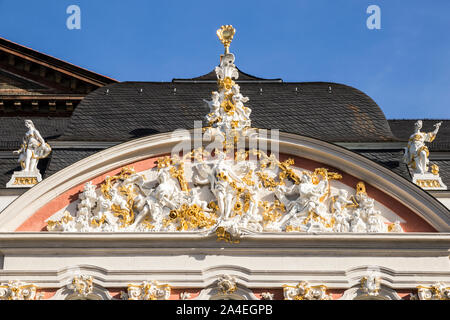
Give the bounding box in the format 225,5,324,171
58,81,396,143
388,120,450,151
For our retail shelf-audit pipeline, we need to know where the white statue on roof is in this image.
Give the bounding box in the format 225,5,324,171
14,120,51,172
7,119,52,188
403,120,441,174
403,120,447,190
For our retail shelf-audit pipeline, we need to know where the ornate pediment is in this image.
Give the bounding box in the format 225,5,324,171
46,149,403,242
2,26,445,234
45,26,404,241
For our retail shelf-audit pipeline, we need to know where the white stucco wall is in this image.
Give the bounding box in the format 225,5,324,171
0,195,18,212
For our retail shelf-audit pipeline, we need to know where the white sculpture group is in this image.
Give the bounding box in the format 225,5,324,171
47,148,403,240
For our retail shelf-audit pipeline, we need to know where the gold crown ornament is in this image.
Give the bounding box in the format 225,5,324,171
216,25,236,54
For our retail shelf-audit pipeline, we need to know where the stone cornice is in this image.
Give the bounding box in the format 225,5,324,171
0,232,448,253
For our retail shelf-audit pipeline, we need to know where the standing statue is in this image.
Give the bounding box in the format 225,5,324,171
13,120,51,172
403,120,441,174
402,120,446,190
7,120,52,188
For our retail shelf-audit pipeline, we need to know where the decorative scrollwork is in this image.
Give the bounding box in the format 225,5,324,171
121,281,171,300
217,274,237,295
283,281,331,300
413,282,450,300
0,280,42,300
67,275,94,298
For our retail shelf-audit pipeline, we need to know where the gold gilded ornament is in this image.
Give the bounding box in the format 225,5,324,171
216,25,236,54
216,226,239,244
431,164,439,175
164,203,217,231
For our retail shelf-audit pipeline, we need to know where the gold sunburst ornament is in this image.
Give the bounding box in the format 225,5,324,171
216,25,236,54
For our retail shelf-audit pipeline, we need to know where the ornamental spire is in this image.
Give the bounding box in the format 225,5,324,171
204,25,252,150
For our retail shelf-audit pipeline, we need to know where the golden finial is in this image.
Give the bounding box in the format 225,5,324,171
216,25,236,54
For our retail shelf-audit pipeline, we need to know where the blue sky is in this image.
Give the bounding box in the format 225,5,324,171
0,0,449,119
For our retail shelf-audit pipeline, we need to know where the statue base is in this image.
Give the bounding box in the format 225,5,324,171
411,173,447,190
6,170,42,188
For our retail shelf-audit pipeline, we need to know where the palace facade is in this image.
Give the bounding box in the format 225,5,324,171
0,27,448,300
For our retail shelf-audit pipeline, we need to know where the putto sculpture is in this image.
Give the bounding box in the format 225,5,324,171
403,120,446,190
7,119,52,188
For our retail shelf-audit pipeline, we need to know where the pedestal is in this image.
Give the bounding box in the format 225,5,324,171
6,170,42,188
411,172,447,190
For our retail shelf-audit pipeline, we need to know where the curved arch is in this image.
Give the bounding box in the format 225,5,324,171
0,131,448,232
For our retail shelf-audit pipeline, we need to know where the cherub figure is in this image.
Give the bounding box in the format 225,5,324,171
204,91,221,125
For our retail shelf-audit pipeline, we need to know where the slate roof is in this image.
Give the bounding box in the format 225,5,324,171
44,149,101,178
434,160,450,187
173,68,282,82
388,120,450,151
355,150,411,180
57,80,397,143
0,117,69,150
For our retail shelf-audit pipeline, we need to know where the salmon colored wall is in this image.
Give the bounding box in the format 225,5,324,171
252,288,284,300
37,288,57,299
16,153,436,232
35,288,414,300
